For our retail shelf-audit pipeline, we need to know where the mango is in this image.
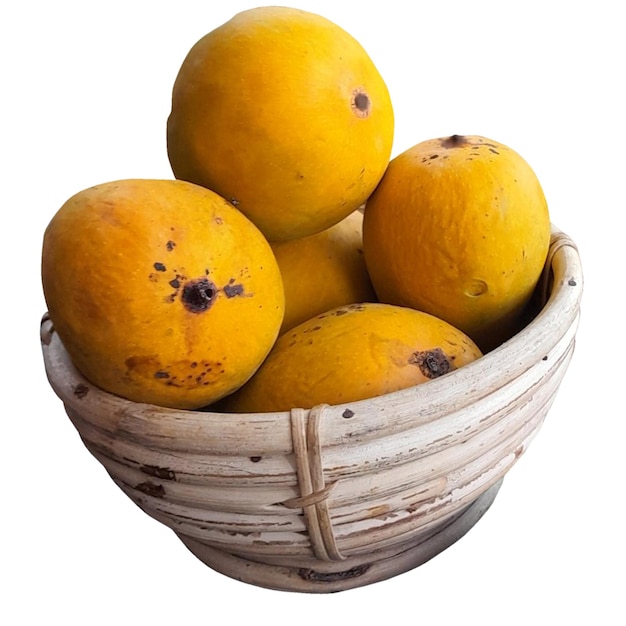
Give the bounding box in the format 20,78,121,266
41,179,285,409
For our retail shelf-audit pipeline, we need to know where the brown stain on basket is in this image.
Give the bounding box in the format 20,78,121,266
73,383,89,399
368,504,391,518
135,481,166,498
140,465,177,480
298,564,370,582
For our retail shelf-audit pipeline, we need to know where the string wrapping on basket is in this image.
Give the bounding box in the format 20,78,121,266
284,405,345,561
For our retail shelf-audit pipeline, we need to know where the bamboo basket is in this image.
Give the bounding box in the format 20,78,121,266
40,226,582,593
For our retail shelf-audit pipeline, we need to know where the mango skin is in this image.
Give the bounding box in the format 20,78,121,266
219,302,482,413
41,179,285,409
166,6,394,242
363,135,551,352
271,210,377,335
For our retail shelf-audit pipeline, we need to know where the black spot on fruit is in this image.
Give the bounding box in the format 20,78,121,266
440,134,468,149
153,262,167,272
409,348,453,379
182,277,217,313
351,89,371,118
166,240,176,251
223,280,245,298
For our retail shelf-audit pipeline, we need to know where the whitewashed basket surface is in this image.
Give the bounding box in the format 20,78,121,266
40,227,582,592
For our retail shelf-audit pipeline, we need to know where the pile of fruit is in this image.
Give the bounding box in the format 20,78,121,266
41,6,551,413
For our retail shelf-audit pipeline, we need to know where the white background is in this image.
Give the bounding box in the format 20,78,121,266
3,1,623,623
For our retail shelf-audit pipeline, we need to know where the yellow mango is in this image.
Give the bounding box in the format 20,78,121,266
363,135,551,352
271,210,377,334
220,302,481,413
41,179,285,409
167,6,394,242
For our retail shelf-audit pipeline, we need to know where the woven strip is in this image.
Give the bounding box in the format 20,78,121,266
540,231,579,306
285,405,345,561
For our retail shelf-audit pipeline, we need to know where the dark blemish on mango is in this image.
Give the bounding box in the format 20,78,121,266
430,154,439,159
126,354,158,372
140,465,176,481
351,89,371,118
465,279,488,297
342,409,355,419
303,325,322,334
153,262,167,272
223,280,245,298
166,240,176,251
135,481,166,498
440,134,467,148
182,277,217,313
165,379,184,388
489,147,500,155
154,370,170,379
74,383,89,399
409,348,453,379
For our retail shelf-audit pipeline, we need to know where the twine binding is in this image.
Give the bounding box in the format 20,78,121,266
284,405,345,561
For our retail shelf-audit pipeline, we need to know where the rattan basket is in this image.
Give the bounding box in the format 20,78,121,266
40,226,582,593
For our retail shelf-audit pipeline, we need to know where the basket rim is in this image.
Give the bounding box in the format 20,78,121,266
40,224,583,454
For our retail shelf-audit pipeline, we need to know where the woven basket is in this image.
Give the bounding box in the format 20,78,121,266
40,226,582,593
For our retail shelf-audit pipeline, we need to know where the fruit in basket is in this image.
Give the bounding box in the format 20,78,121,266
271,209,377,334
166,6,394,242
362,134,551,352
219,302,482,413
41,179,285,410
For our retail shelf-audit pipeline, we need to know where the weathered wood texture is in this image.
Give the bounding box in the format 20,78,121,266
40,227,583,592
